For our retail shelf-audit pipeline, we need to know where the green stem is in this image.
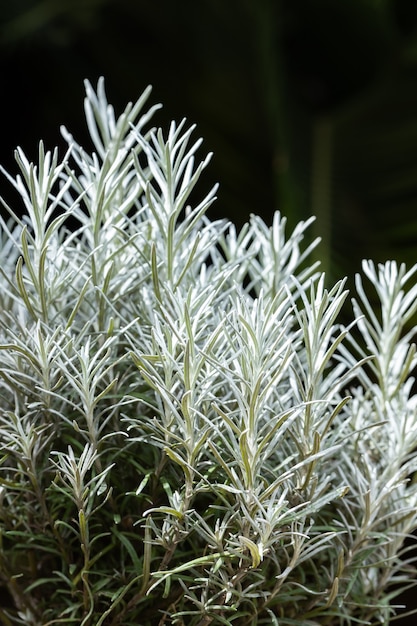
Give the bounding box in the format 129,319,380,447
248,0,302,229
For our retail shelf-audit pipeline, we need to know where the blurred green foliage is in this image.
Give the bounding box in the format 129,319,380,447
1,0,417,282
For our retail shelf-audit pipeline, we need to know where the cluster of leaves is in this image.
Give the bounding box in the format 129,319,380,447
0,79,417,625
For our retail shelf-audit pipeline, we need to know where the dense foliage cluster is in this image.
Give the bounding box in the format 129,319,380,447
0,79,417,625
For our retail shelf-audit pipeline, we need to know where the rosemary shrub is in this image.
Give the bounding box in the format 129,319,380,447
0,78,417,626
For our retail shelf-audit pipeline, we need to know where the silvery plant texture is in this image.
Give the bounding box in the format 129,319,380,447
0,79,417,625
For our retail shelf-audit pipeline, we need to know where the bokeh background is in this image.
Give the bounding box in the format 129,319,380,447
1,0,417,622
2,0,417,285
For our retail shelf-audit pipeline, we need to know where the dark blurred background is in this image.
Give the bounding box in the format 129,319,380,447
1,0,417,621
2,0,417,285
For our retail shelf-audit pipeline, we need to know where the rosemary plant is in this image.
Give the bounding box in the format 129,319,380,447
0,78,416,625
